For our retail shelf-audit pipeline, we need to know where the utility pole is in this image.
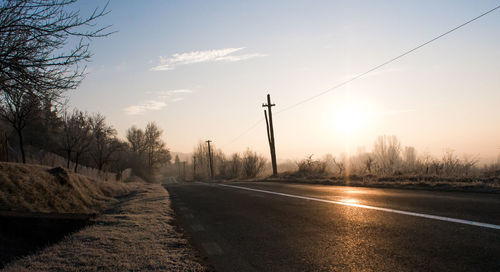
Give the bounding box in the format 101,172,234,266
263,94,278,176
182,161,186,180
206,140,214,180
192,155,197,179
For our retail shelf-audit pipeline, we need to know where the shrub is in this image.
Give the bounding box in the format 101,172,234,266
242,149,266,178
296,155,327,177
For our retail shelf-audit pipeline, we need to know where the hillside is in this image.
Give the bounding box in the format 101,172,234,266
0,162,133,214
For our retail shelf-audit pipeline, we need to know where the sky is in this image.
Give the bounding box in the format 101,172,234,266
69,0,500,162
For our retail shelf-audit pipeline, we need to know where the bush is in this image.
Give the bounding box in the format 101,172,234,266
242,149,266,178
296,155,327,177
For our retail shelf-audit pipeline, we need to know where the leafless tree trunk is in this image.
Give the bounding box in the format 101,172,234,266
0,90,41,163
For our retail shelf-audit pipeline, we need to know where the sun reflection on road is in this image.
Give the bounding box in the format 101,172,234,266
340,198,360,204
345,190,365,194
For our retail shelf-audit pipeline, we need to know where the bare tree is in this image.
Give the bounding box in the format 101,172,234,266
61,110,78,168
0,90,41,163
402,146,417,173
144,122,170,169
88,113,120,171
361,153,375,175
126,126,146,154
373,135,401,175
71,111,92,173
0,0,113,98
332,157,345,176
228,153,242,178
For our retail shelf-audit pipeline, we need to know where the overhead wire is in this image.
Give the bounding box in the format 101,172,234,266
222,4,500,147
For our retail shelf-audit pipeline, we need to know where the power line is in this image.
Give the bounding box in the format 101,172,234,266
223,4,500,147
277,4,500,114
222,117,264,148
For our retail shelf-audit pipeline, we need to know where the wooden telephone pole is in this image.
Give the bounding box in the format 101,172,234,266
206,140,214,180
192,155,197,179
182,161,186,180
263,94,278,176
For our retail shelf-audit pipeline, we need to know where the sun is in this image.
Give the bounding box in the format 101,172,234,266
334,103,367,135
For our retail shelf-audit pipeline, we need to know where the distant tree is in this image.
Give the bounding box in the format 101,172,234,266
332,156,345,176
227,153,242,178
441,149,460,176
461,154,479,177
125,122,170,179
126,126,146,154
373,135,401,175
88,113,121,171
144,122,170,169
361,153,375,175
0,90,42,163
71,111,93,173
61,109,92,170
192,141,210,179
23,96,62,153
61,111,79,168
402,146,417,173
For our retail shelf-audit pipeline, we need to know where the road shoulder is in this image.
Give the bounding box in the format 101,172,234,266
2,183,210,272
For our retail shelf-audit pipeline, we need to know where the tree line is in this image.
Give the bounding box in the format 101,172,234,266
168,141,267,180
0,103,171,180
291,135,499,179
0,0,171,180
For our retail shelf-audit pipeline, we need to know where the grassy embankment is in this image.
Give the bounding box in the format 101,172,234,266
0,162,209,271
0,162,132,214
260,173,500,193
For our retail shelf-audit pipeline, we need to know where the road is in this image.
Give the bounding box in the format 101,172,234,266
164,181,500,271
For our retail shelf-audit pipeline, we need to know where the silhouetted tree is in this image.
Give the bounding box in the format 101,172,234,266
0,0,112,99
126,126,146,154
88,113,121,171
144,122,170,169
0,90,41,163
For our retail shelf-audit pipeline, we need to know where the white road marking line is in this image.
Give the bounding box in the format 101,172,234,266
219,184,500,230
202,242,223,255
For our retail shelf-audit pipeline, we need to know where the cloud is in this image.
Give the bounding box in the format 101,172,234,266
123,89,194,115
157,89,194,99
160,89,193,95
124,100,167,115
151,48,267,71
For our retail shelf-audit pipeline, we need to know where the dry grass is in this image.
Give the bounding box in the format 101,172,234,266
2,183,209,272
264,174,500,193
0,162,134,214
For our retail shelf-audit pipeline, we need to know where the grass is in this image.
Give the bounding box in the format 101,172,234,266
0,162,134,214
261,173,500,193
2,183,210,271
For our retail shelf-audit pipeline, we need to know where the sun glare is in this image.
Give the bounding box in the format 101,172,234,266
334,103,368,134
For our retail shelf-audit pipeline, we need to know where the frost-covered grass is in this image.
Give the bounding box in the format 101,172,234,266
262,173,500,193
0,162,134,214
2,183,209,272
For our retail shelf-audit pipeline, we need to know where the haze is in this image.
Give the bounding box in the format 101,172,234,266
70,0,500,162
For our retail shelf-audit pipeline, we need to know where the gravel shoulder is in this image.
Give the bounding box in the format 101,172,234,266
2,183,210,272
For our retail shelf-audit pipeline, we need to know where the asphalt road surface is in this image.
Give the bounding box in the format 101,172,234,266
164,181,500,271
